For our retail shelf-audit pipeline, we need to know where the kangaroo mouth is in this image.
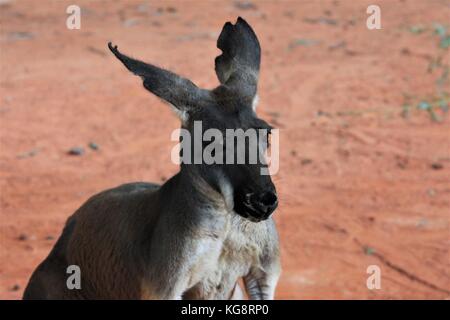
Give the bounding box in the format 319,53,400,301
233,197,272,222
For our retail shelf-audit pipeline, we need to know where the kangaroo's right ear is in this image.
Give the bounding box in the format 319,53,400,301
108,43,209,119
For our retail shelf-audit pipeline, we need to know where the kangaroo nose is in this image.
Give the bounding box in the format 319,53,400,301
254,191,278,215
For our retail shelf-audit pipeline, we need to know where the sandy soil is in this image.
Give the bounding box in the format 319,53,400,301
1,0,449,299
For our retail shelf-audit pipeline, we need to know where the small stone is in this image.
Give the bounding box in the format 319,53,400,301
396,157,408,169
166,6,177,13
136,3,148,12
288,38,320,50
417,218,428,228
88,142,99,151
401,48,411,55
234,1,257,10
17,148,39,159
430,163,443,170
123,18,139,28
18,233,28,241
10,284,20,291
8,31,34,41
364,246,376,256
328,41,346,50
316,110,332,117
68,147,84,156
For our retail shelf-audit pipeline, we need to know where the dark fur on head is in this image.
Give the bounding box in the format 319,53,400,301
108,17,277,222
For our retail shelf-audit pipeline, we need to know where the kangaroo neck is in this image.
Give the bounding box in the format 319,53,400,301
158,166,229,214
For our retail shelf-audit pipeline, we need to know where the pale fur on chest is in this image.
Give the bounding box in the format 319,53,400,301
186,213,269,298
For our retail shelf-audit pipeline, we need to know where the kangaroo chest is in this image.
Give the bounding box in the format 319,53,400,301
184,215,265,299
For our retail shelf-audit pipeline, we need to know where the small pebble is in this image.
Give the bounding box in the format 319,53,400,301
234,1,257,10
18,233,28,241
364,246,376,256
88,142,99,151
17,149,39,159
68,147,84,156
10,284,20,292
417,218,428,228
430,163,443,170
166,6,177,13
7,31,34,41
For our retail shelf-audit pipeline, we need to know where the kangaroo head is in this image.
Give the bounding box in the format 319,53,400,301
109,17,277,222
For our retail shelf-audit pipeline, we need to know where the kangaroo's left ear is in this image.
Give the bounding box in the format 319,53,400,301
108,43,210,118
214,17,261,109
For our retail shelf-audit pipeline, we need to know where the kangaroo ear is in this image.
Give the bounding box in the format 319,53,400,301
108,43,209,119
215,17,260,105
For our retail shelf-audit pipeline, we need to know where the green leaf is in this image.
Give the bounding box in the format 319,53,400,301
440,36,450,48
417,101,431,110
433,23,447,38
439,98,449,112
364,246,376,256
409,25,426,34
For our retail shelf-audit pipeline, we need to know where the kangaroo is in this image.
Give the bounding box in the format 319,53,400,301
23,17,280,300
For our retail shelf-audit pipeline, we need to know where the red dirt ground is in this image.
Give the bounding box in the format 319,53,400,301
1,0,449,299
